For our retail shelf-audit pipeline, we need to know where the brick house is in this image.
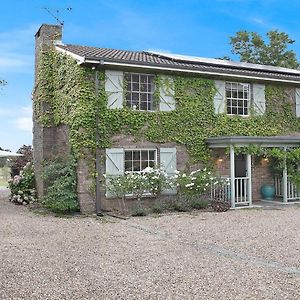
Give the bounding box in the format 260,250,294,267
33,24,300,213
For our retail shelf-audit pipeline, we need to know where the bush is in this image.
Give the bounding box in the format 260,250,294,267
42,156,79,214
151,202,165,214
131,205,148,217
190,198,209,210
170,200,191,212
9,163,36,205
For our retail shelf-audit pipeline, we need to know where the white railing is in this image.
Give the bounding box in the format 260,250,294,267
210,176,249,205
235,177,249,204
274,176,300,200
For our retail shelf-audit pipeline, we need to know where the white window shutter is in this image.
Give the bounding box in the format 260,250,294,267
214,80,226,114
252,83,266,116
159,75,175,111
160,148,177,195
105,70,124,109
295,88,300,117
105,148,124,197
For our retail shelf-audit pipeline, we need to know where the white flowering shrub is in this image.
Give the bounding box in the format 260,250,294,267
8,162,36,205
106,167,171,200
172,168,217,196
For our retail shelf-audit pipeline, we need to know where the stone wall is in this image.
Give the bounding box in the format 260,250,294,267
33,25,70,199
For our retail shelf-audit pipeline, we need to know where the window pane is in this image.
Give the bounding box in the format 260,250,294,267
132,93,139,101
141,161,148,170
132,83,139,91
125,161,132,172
133,151,140,160
141,93,147,101
141,151,148,160
132,74,139,82
232,107,237,114
125,151,132,160
149,151,155,160
140,84,147,92
140,75,147,83
133,161,140,171
238,108,244,115
140,102,147,110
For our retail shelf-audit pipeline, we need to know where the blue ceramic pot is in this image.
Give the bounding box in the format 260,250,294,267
260,184,275,200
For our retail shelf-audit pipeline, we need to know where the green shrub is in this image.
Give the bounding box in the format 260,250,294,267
151,202,165,214
171,200,191,212
131,205,148,217
190,198,209,210
42,156,79,214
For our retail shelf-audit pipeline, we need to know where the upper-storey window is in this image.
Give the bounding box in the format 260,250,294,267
226,82,250,116
125,73,155,111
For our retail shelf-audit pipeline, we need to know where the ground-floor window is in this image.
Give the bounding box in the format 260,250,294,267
124,149,156,172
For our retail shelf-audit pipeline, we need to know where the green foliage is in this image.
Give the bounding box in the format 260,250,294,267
229,30,299,69
35,50,300,195
151,202,165,214
190,198,209,210
131,205,148,216
42,156,79,214
9,163,36,205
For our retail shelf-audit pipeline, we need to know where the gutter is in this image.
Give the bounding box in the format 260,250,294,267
83,59,300,85
55,45,300,84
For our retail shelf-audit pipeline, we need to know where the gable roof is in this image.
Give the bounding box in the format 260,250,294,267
56,44,300,84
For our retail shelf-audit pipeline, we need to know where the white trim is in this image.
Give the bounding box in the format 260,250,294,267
100,61,300,84
124,148,157,172
230,145,235,208
55,46,85,64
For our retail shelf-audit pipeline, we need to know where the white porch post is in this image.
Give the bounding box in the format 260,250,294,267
230,145,235,208
282,147,288,203
246,153,252,206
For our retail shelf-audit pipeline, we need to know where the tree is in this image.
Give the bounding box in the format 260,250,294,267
0,146,10,168
10,145,33,176
228,30,299,69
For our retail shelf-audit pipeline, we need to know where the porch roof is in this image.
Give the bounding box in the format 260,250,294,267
206,135,300,148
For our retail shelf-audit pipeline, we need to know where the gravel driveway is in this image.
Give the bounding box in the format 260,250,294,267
1,190,300,299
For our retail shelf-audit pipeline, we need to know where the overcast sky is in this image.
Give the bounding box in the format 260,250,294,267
1,0,300,151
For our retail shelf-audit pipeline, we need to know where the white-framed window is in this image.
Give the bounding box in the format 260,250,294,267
105,147,177,196
124,149,156,172
226,82,250,116
124,73,155,111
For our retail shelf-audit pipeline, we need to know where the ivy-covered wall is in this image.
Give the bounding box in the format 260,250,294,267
34,49,300,210
35,50,300,163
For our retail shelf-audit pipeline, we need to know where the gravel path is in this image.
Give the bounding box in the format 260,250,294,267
1,192,300,299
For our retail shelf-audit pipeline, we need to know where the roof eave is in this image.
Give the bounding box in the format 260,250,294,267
55,48,300,84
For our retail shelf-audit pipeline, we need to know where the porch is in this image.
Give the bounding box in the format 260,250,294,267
206,135,300,208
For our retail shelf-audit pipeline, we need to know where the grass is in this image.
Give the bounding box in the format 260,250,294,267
0,178,8,188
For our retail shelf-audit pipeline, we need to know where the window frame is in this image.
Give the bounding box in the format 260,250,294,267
225,81,251,117
124,148,158,173
124,72,156,112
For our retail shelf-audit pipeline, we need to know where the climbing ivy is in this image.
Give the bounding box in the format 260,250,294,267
35,50,300,169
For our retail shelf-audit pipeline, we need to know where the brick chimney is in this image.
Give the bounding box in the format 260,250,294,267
33,24,68,199
34,24,62,85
